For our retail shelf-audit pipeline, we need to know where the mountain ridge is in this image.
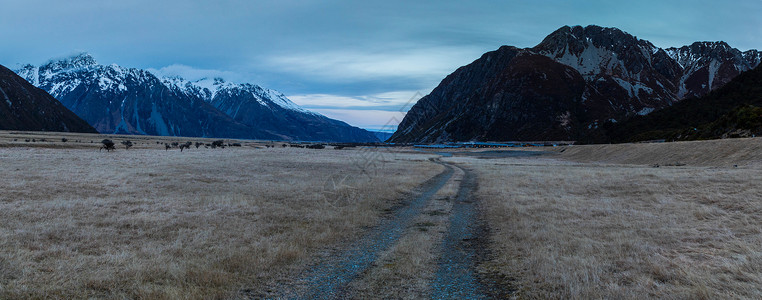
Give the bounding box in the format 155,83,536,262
16,53,379,142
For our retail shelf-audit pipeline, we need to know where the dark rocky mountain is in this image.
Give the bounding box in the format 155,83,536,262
390,25,761,143
602,64,762,142
0,64,96,133
16,54,378,142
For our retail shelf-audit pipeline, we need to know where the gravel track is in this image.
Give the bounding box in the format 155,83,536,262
431,165,487,299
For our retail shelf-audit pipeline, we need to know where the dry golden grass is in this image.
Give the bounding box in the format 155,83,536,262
457,138,762,299
556,137,762,167
0,133,441,299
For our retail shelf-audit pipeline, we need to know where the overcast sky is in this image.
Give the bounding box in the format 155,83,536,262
2,0,760,131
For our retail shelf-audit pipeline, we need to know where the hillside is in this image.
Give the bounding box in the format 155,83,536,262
0,64,96,133
601,64,762,142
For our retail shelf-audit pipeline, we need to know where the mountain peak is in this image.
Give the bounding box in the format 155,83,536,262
690,41,731,49
534,25,643,55
41,53,97,72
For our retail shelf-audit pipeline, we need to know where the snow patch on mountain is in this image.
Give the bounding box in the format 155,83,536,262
159,75,316,115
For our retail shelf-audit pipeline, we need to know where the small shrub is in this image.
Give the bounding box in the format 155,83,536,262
211,140,225,149
100,139,116,152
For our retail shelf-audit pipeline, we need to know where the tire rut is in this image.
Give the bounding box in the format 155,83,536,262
274,161,455,299
431,165,488,299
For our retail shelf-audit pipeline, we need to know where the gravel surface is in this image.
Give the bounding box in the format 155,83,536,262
431,166,487,299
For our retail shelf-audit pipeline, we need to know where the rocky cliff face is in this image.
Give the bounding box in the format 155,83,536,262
16,54,379,142
0,64,96,133
390,25,761,143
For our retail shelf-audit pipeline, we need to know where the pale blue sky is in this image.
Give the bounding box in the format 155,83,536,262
2,0,760,130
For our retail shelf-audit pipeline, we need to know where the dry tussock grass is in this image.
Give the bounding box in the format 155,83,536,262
557,137,762,167
458,151,762,299
0,146,440,299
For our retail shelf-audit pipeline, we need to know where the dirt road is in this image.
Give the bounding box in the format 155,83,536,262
269,154,500,299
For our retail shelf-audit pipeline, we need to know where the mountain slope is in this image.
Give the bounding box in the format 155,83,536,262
0,64,96,133
161,77,379,142
17,54,379,142
601,64,762,142
390,25,761,143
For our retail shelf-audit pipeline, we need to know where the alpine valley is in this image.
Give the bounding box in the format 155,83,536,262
389,25,762,143
15,54,379,142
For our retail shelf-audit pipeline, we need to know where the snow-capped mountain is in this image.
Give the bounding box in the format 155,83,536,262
390,25,761,143
16,53,378,142
161,76,378,142
0,63,96,133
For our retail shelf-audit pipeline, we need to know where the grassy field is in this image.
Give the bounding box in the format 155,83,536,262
3,129,762,299
459,138,762,298
0,131,442,299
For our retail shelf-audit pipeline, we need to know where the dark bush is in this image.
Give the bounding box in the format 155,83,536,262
100,139,116,152
61,138,68,143
179,142,192,151
121,140,133,150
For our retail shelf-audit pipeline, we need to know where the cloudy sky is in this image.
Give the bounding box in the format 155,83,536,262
2,0,760,131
